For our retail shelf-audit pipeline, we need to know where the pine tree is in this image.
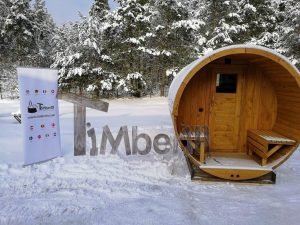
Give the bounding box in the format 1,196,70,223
277,0,300,67
31,0,56,66
90,0,110,18
204,0,247,50
52,0,118,97
239,0,278,47
104,0,152,96
0,0,11,99
149,0,203,95
0,0,10,59
52,22,93,95
1,0,35,64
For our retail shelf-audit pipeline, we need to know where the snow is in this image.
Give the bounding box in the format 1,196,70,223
92,67,103,74
228,13,240,19
86,84,97,92
100,80,113,91
127,72,143,80
244,3,257,13
172,19,205,31
1,98,300,225
166,68,178,77
155,25,164,31
16,14,28,21
223,1,230,6
101,54,112,62
67,67,85,78
124,38,141,45
117,78,128,91
137,46,172,57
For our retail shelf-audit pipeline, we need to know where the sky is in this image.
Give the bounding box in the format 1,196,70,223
44,0,119,25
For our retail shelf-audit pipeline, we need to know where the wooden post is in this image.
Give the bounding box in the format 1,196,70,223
74,104,86,156
59,93,109,112
59,93,109,156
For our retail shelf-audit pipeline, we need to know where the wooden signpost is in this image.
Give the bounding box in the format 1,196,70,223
59,93,109,156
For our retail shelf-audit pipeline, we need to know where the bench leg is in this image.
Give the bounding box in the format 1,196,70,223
248,148,253,156
262,158,267,166
199,142,205,163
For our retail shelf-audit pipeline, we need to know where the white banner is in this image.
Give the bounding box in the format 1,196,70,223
17,68,62,165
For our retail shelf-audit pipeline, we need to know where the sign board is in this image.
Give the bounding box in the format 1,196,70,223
17,68,62,165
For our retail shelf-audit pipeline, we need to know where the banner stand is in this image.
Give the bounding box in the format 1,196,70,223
18,67,62,166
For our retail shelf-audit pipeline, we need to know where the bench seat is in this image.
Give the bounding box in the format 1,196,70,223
247,130,296,166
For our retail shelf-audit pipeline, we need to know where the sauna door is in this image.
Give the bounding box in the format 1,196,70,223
210,69,242,152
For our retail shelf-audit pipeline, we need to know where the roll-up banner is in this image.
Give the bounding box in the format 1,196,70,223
17,68,62,166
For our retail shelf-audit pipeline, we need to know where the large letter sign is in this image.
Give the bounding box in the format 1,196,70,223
18,68,62,165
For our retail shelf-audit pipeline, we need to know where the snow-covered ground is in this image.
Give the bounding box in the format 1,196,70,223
0,97,300,225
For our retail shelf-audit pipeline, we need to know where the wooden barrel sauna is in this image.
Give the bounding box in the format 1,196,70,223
168,45,300,181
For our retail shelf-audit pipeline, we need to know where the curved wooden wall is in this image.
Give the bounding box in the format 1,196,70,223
171,46,300,146
177,54,279,153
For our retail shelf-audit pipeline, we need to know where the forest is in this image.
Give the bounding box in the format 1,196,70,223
0,0,299,98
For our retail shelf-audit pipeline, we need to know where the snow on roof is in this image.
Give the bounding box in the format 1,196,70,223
168,44,300,113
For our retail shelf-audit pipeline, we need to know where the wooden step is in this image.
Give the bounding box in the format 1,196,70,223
184,155,276,184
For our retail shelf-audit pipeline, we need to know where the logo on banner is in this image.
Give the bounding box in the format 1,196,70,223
28,101,38,113
37,103,54,111
27,100,54,114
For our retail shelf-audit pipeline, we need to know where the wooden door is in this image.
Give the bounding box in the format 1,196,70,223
209,68,243,152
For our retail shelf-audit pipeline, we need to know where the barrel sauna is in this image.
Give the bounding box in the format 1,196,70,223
168,45,300,181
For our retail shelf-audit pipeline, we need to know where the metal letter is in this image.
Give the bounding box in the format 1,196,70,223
132,126,151,155
87,126,98,156
100,125,131,155
153,134,171,154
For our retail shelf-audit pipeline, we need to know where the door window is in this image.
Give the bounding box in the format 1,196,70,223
216,74,237,93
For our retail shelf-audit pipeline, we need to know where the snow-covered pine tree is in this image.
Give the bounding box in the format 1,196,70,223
90,0,110,18
85,0,121,97
1,0,35,64
186,0,208,56
277,0,300,67
239,0,278,48
52,21,93,95
0,0,10,60
149,0,196,96
0,0,37,98
52,0,119,97
0,0,9,99
31,0,56,67
106,0,152,96
126,72,146,97
204,0,247,51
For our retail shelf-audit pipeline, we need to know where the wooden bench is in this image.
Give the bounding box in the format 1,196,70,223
247,130,296,166
179,126,209,163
